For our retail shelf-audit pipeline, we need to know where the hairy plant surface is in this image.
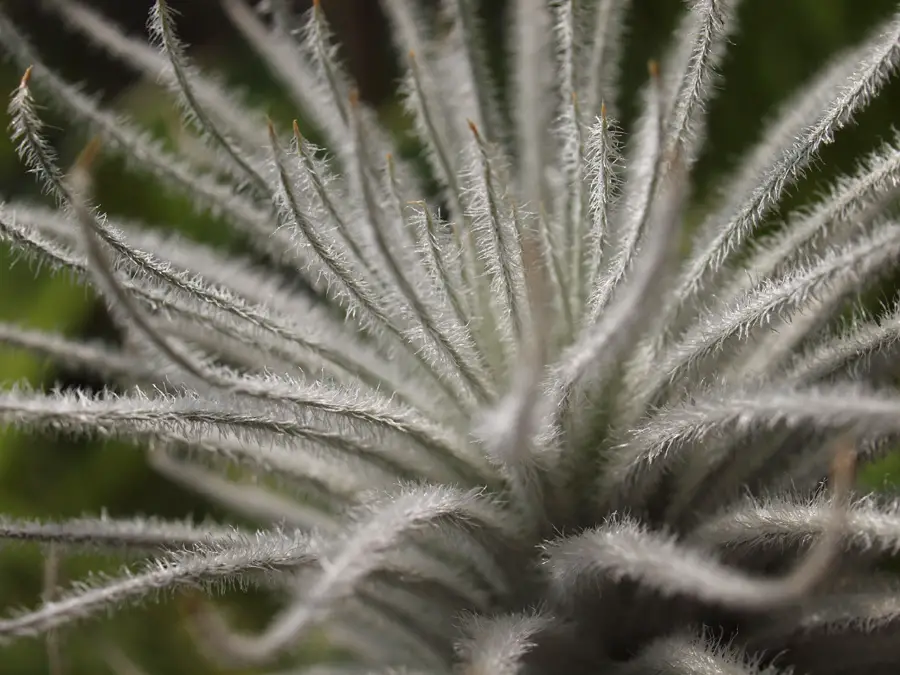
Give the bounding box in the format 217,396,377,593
2,0,900,673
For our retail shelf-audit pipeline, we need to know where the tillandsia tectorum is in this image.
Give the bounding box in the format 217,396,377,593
4,0,900,673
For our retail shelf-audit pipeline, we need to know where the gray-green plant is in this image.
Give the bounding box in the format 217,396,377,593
3,0,900,673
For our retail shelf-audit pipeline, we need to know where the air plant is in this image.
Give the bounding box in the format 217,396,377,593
2,0,900,673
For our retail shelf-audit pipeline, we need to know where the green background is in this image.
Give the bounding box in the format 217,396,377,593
2,0,900,672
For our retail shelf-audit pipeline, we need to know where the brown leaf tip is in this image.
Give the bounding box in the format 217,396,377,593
75,136,103,175
265,116,279,144
20,65,33,89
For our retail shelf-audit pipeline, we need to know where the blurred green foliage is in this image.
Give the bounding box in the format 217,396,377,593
2,0,900,672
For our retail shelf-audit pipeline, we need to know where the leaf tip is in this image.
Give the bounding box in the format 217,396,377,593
74,136,102,177
20,66,33,89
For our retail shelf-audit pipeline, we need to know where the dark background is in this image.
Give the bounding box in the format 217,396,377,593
1,1,900,673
